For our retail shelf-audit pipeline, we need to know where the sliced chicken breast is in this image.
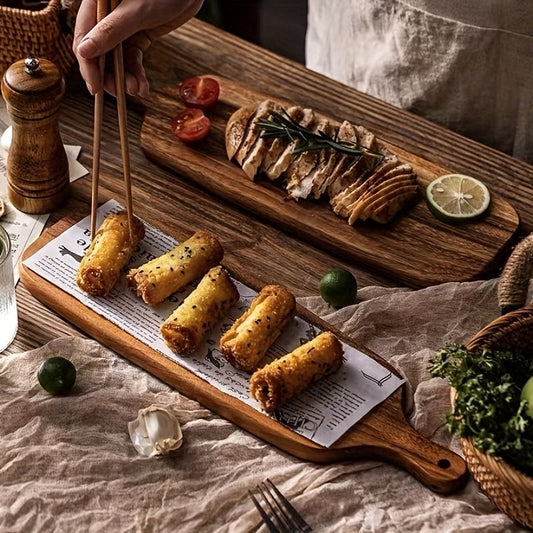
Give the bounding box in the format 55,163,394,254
225,100,420,226
259,106,304,176
241,101,283,179
225,106,255,161
285,118,331,200
265,108,316,180
234,99,278,167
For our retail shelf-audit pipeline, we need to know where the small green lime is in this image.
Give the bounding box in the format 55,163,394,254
37,357,77,395
521,376,533,418
319,268,357,308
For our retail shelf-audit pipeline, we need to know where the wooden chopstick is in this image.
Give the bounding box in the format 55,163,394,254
90,0,108,238
91,0,135,242
109,0,134,241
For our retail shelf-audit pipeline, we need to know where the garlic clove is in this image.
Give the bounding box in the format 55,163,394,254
128,405,183,457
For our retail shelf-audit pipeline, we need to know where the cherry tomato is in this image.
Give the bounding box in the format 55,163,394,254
170,108,211,143
178,76,220,109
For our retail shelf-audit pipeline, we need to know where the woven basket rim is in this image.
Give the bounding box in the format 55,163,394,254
450,386,533,489
467,305,533,351
460,435,533,489
451,305,533,509
0,0,60,15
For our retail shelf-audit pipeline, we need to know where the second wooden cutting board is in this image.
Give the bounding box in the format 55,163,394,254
140,76,519,288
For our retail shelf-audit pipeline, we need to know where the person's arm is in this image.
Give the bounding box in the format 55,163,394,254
73,0,203,96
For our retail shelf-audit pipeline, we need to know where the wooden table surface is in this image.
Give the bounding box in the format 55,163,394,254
3,17,533,358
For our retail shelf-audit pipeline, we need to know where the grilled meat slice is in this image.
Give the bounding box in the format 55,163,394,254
285,118,332,200
241,102,284,179
259,106,304,177
265,108,316,180
225,106,255,161
234,100,279,168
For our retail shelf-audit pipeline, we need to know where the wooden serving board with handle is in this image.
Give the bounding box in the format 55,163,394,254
140,76,519,288
20,216,468,495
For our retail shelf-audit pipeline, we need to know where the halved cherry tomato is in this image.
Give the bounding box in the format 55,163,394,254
178,76,220,109
170,108,211,143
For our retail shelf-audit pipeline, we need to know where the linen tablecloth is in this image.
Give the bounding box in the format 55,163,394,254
1,278,529,532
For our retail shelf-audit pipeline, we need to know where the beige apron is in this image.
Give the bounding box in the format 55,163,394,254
306,0,533,163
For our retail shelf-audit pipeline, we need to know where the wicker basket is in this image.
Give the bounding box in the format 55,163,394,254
460,305,533,528
0,0,76,78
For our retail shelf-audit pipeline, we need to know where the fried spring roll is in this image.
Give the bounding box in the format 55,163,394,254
76,211,145,296
249,331,343,412
219,284,295,372
161,266,239,354
127,230,223,305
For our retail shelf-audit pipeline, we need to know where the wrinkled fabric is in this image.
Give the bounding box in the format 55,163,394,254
306,0,533,163
1,279,530,532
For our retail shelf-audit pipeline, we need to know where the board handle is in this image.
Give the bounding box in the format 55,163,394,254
342,401,469,494
370,421,468,494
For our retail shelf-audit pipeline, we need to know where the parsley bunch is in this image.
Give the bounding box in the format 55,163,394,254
429,343,533,476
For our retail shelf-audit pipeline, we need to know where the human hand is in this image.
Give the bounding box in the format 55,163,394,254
73,0,203,97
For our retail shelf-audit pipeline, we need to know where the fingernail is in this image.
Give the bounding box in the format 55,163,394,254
77,37,97,58
125,78,138,97
139,83,150,99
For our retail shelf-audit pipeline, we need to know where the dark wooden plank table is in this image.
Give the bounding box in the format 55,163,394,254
3,17,533,363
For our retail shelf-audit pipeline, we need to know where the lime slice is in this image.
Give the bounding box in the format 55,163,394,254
37,357,77,395
425,174,490,223
319,268,357,308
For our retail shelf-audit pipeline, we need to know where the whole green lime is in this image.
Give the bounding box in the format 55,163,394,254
37,357,77,395
521,376,533,418
319,268,358,308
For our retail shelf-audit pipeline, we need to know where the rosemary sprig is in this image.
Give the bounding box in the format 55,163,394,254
256,109,383,162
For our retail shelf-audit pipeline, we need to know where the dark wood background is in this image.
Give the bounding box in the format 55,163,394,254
198,0,308,64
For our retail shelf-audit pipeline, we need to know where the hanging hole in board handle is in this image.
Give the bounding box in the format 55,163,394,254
438,458,451,469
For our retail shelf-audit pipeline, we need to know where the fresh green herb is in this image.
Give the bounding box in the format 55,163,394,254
429,343,533,476
256,109,384,162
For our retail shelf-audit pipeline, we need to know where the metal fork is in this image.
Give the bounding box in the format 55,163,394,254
249,478,312,532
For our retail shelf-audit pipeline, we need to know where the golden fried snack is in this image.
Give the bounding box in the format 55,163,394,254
127,230,223,305
249,331,343,412
161,266,239,354
76,211,145,296
219,284,295,372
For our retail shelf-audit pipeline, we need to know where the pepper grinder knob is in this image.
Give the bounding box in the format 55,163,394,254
1,56,69,214
24,56,42,75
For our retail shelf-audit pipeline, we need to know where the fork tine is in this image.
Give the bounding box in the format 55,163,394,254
257,483,293,532
265,479,313,532
249,490,280,533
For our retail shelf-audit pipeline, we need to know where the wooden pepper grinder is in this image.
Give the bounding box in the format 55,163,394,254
1,57,69,213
